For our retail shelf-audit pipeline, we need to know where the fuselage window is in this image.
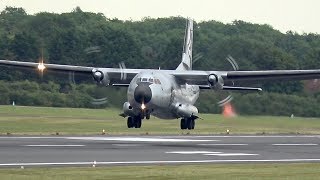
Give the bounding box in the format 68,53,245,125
142,78,148,82
149,78,154,83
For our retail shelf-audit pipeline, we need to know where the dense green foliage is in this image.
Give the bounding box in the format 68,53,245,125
0,7,320,116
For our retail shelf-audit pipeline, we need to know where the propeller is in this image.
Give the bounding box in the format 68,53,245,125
83,46,130,106
192,53,204,65
218,55,239,117
82,45,110,106
217,55,239,107
119,61,127,81
193,53,239,116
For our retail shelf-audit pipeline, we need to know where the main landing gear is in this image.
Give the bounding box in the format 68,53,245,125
180,118,195,130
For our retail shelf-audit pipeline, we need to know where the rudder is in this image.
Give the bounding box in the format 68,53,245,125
176,19,193,71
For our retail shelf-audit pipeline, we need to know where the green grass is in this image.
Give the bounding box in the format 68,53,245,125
0,105,320,135
1,106,320,179
1,163,320,180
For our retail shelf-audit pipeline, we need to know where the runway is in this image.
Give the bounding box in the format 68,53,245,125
1,135,320,167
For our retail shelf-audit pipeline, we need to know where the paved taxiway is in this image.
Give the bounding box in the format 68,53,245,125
0,135,320,167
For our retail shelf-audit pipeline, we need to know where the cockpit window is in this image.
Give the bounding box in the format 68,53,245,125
136,77,160,84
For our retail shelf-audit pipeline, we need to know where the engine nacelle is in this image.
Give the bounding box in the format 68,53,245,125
208,74,224,90
92,69,110,86
122,102,136,117
174,103,198,118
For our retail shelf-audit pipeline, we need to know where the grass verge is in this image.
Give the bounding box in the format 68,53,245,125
0,105,319,135
1,163,320,180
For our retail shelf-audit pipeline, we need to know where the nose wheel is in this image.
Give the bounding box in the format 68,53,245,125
127,116,142,128
180,118,195,130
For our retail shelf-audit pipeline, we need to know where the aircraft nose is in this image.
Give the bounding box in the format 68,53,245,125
134,83,152,104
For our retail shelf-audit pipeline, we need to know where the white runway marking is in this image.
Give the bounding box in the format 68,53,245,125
166,151,258,156
0,137,63,139
272,144,318,146
2,159,320,166
198,144,248,146
23,145,85,147
166,151,222,154
205,153,259,156
67,137,218,142
112,144,141,147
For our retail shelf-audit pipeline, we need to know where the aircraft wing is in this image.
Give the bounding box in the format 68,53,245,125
171,69,320,91
0,59,94,74
0,60,141,85
172,69,320,83
225,70,320,81
1,59,320,89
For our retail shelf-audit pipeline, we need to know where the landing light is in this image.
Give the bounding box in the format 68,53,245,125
38,61,46,72
141,103,146,110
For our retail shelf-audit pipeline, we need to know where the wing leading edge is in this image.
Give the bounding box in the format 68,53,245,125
0,59,141,85
0,59,93,74
226,70,320,81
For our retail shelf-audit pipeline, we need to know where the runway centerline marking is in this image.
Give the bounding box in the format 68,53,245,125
166,151,258,156
23,145,85,147
205,153,259,156
198,144,248,146
272,144,318,146
166,151,222,154
112,144,142,147
67,137,218,142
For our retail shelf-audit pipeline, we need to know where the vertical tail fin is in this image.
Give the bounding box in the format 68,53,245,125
176,19,193,71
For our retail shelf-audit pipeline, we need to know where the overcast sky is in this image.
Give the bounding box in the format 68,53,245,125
0,0,319,34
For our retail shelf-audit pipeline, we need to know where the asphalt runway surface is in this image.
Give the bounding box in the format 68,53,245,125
1,135,320,167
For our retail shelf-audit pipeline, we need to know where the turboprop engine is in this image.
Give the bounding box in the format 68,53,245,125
122,102,137,117
207,74,224,89
174,103,198,118
92,69,110,86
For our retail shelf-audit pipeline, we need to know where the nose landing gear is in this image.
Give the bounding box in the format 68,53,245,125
180,118,195,130
127,116,142,128
126,109,151,129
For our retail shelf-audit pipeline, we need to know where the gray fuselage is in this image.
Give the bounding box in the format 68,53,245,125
127,71,200,119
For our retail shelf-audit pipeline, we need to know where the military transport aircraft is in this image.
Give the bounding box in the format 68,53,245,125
0,19,320,130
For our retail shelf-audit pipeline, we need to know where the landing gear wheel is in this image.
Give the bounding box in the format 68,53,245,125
187,119,195,130
146,113,150,120
180,118,187,130
134,116,142,128
127,117,134,128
